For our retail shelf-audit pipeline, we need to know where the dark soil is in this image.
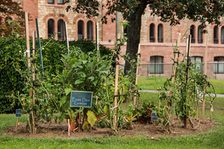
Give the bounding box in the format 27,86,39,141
6,118,214,139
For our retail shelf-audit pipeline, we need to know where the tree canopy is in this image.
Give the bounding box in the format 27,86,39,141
72,0,224,75
0,0,24,36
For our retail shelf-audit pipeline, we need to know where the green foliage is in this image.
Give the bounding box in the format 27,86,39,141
0,37,111,114
87,110,97,127
0,36,26,113
159,61,215,128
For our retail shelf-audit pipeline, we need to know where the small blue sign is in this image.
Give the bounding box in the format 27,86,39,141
151,111,158,122
70,91,93,108
16,109,22,117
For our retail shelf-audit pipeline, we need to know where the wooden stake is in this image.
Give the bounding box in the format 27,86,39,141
31,31,36,134
113,60,119,131
25,12,31,68
202,85,206,116
172,33,181,83
16,117,19,132
183,34,191,128
65,22,70,54
68,119,71,137
96,21,100,59
113,12,119,131
133,44,141,108
25,12,36,134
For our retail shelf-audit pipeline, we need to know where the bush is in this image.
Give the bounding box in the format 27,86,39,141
0,37,112,113
0,36,26,113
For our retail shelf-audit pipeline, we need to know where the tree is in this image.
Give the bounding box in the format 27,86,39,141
0,0,24,36
70,0,224,77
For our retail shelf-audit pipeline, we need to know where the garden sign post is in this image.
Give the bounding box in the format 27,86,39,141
68,91,93,136
15,109,21,131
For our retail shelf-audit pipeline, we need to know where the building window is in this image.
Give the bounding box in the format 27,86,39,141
48,0,54,4
198,25,203,43
58,19,66,41
221,27,224,44
190,25,195,43
158,24,163,43
149,56,164,74
78,20,84,40
57,0,65,4
214,57,224,74
214,26,219,44
149,23,155,42
190,56,203,72
87,21,93,40
47,19,54,38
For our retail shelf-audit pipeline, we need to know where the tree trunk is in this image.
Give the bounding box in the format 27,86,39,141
124,2,147,79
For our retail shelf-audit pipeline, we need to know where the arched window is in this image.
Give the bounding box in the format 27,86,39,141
78,20,84,40
190,56,203,72
158,24,163,43
198,25,203,43
58,19,66,41
214,26,219,44
87,21,93,40
47,19,54,38
48,0,54,4
149,56,164,74
149,23,155,42
214,56,224,74
221,26,224,44
190,25,195,43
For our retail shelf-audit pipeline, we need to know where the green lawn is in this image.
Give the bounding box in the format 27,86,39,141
138,76,224,94
138,76,167,90
1,96,224,148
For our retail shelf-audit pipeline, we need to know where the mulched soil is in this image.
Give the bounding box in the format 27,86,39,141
5,118,214,139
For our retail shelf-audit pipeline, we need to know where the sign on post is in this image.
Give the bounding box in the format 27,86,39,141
16,109,22,118
70,91,93,108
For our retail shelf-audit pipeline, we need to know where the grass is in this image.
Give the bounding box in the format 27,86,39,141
209,79,224,94
1,95,224,148
138,76,224,94
138,76,167,90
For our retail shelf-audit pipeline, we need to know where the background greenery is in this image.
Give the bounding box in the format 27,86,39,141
0,37,112,113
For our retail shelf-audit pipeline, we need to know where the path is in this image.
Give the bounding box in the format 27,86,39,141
139,90,224,98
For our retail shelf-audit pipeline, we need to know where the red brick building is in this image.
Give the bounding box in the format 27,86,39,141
21,0,224,79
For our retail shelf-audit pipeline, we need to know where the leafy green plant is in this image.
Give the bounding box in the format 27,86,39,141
159,61,215,129
0,36,26,113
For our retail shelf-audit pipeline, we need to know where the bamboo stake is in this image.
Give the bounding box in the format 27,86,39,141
25,12,35,133
25,12,31,68
183,34,191,128
172,33,181,83
68,119,71,137
96,21,100,60
113,59,119,131
65,22,70,54
16,117,19,132
113,12,119,131
202,85,206,116
31,31,36,134
133,43,141,108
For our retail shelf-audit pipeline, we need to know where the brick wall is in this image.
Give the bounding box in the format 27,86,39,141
20,0,224,79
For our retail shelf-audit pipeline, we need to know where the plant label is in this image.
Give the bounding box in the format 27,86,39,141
70,91,93,108
16,109,21,117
